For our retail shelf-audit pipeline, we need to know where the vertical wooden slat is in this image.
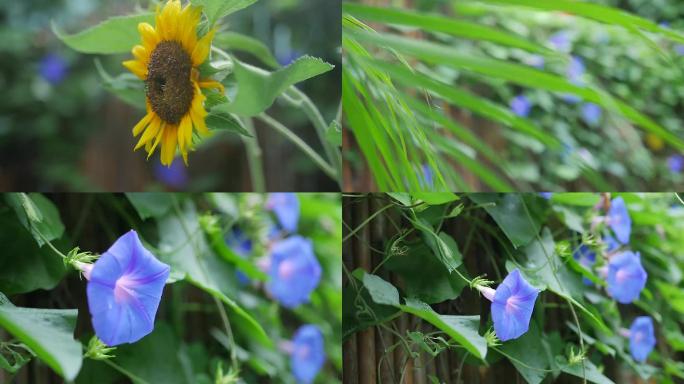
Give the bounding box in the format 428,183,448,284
355,198,377,384
343,197,358,384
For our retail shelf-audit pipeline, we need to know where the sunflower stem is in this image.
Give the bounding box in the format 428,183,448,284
256,113,337,180
242,117,266,192
282,86,342,186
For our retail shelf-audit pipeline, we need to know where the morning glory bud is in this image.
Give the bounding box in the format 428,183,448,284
626,316,656,363
290,325,325,384
573,245,596,285
606,251,647,304
267,193,300,233
85,230,170,346
477,269,539,341
267,236,321,308
607,196,631,244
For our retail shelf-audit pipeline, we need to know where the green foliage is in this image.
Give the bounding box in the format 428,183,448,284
52,14,155,54
191,0,258,27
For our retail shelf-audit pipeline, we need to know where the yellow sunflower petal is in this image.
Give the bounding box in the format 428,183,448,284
179,5,201,53
191,28,216,67
132,111,155,136
138,23,160,51
147,125,165,159
134,115,163,150
177,115,192,164
160,126,179,166
198,80,224,93
160,0,181,41
132,45,150,66
123,60,147,80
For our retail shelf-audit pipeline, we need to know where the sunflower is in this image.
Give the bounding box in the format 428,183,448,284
123,0,223,166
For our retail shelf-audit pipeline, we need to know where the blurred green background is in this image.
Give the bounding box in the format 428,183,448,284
0,0,341,191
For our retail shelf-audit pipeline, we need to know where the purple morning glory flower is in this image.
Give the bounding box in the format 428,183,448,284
607,196,631,244
478,269,539,341
667,154,684,173
607,251,647,304
39,53,68,85
581,103,602,126
291,324,326,383
267,193,300,233
573,245,596,285
419,163,434,189
86,230,170,346
628,316,656,363
539,192,553,200
604,234,619,252
675,44,684,56
567,56,585,84
154,159,188,189
510,95,531,117
549,31,572,52
524,54,545,69
267,236,321,308
226,228,253,285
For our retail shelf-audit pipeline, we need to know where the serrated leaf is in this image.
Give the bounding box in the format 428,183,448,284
53,13,154,54
213,31,279,69
191,0,257,26
206,112,252,137
216,57,334,117
95,59,145,109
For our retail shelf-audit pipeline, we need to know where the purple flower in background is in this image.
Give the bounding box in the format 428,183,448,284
667,154,684,173
267,236,321,308
478,269,539,341
607,251,647,304
154,159,188,189
524,54,545,69
291,325,326,383
539,192,553,200
420,163,434,189
628,316,656,363
549,31,572,52
226,228,253,285
607,196,631,244
39,53,68,85
604,234,619,252
568,56,585,84
85,230,170,346
267,193,300,233
675,44,684,56
581,103,602,126
573,245,596,285
510,95,531,117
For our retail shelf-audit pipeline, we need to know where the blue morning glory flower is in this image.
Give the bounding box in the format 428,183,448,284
607,196,631,244
419,163,434,189
86,230,170,346
607,251,647,304
549,31,572,52
628,316,656,363
267,236,321,308
154,159,188,189
490,269,539,341
573,245,596,285
225,228,253,285
604,234,619,252
581,103,602,126
510,95,531,117
539,192,553,200
267,193,300,233
667,154,684,173
291,324,326,383
39,53,68,85
567,56,585,85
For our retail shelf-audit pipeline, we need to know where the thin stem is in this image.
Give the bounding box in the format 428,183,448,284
103,359,150,384
256,113,337,180
242,117,266,192
283,86,342,184
213,296,238,371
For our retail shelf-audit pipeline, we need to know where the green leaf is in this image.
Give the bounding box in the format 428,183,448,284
217,57,334,117
126,193,175,220
655,281,684,315
0,293,82,380
0,210,67,295
0,343,33,374
205,112,252,137
469,194,541,248
354,270,400,307
399,298,487,360
5,193,65,247
53,13,154,54
95,59,145,109
191,0,257,27
557,356,615,384
213,31,279,69
411,217,462,272
326,120,342,148
498,322,549,384
342,281,399,340
384,240,466,304
157,199,271,347
412,192,459,205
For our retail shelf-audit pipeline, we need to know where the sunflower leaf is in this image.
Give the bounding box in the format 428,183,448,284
213,31,280,69
52,13,155,54
216,56,334,116
206,112,252,137
192,0,257,26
